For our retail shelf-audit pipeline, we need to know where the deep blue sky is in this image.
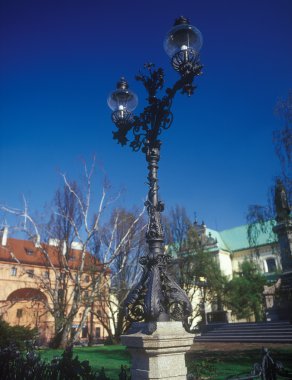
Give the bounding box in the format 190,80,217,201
0,0,291,231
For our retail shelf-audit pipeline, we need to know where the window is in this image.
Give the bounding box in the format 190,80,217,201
95,327,101,338
16,309,23,318
266,258,277,273
68,254,75,262
71,327,76,339
43,271,49,279
10,267,17,276
25,248,34,256
27,269,34,278
58,272,66,281
82,326,88,338
85,275,90,283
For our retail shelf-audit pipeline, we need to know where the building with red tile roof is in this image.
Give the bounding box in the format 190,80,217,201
0,229,108,345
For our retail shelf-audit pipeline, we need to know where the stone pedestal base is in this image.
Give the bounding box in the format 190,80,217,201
265,271,292,322
121,321,194,380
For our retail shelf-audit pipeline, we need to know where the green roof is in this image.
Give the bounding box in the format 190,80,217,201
205,228,229,251
167,220,279,256
207,220,278,252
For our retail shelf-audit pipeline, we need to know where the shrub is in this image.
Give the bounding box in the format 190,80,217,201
48,345,101,379
0,345,129,380
0,319,38,350
187,358,217,380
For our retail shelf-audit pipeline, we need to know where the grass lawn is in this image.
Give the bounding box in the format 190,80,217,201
39,345,292,379
38,345,131,379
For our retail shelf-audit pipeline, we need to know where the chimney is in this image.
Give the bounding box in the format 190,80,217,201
33,234,41,247
71,241,83,250
48,238,60,247
0,226,8,246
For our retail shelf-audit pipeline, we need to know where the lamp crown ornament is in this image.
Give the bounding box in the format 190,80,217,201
107,17,203,332
174,16,190,25
117,77,128,90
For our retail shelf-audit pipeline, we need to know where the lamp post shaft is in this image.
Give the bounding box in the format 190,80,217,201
145,141,164,253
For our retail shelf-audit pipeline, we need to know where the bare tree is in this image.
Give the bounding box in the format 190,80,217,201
91,208,146,343
163,205,192,246
0,160,144,348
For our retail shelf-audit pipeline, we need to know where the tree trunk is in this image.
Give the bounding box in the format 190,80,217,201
88,310,94,346
50,318,72,348
114,309,125,342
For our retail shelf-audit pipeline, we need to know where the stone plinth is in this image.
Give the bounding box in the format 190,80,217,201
121,321,194,380
271,219,292,322
273,220,292,271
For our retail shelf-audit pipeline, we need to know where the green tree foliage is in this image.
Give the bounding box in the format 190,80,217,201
226,261,267,322
165,206,227,328
177,226,227,327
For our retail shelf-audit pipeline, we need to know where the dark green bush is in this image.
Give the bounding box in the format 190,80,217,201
0,345,130,380
0,319,38,350
48,345,105,380
187,357,217,380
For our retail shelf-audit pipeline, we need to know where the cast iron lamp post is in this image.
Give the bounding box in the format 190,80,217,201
107,16,203,331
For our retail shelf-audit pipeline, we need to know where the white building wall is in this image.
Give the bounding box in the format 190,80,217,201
231,244,280,274
217,251,233,278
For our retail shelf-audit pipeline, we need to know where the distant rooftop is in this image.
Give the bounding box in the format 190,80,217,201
207,220,278,252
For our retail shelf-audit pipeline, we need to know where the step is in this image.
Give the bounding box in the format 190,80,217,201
214,326,291,331
197,322,292,343
210,327,292,334
195,337,292,342
203,327,292,333
213,323,290,329
202,334,292,339
199,330,292,335
209,332,292,336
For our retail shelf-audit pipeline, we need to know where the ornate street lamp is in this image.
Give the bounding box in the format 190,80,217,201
107,16,203,332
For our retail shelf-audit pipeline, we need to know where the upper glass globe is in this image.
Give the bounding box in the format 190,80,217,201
107,78,138,113
164,17,203,59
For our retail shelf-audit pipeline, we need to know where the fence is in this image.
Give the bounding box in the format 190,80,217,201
225,348,292,380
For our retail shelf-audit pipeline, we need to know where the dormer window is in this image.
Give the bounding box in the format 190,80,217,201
25,248,34,256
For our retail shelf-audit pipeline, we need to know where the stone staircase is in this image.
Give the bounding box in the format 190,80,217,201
194,321,292,343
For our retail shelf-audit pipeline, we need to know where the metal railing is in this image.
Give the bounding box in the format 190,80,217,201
225,348,292,380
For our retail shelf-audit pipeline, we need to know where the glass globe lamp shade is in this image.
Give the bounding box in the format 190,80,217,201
107,78,138,113
164,17,203,59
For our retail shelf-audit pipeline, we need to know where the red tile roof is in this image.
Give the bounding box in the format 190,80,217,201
0,238,103,271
